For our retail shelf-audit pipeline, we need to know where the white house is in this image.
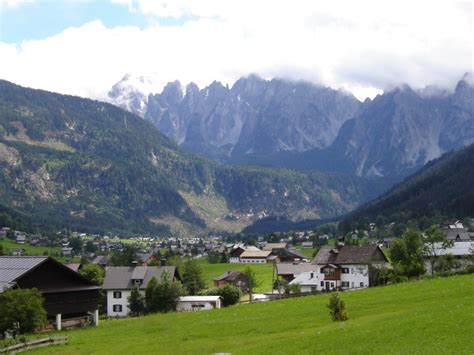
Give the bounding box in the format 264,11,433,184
289,245,390,292
102,265,178,317
239,250,272,263
176,296,222,312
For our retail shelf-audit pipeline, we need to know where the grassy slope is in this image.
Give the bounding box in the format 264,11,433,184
196,259,274,293
31,275,474,354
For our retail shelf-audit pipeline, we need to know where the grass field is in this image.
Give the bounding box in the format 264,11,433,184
195,258,275,293
30,275,474,354
0,237,61,258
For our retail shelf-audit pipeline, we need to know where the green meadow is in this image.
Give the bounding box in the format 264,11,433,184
30,275,474,354
0,238,62,259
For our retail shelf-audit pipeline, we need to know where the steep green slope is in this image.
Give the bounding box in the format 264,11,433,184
340,144,474,231
0,80,384,235
32,275,474,354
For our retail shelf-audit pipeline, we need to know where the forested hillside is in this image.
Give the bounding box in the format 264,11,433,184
340,144,474,231
0,80,385,235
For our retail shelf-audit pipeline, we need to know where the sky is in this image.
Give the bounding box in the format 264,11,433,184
0,0,472,101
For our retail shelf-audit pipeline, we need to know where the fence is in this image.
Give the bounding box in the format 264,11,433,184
0,336,68,354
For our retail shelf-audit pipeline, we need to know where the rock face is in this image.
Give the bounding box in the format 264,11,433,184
134,75,361,161
326,75,474,177
108,73,474,179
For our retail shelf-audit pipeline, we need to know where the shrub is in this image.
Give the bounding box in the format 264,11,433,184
327,293,348,322
0,288,48,335
199,285,241,307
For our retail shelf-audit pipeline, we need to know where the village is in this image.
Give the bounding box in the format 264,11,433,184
1,218,473,340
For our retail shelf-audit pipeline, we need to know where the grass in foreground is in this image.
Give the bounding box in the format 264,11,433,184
30,275,474,354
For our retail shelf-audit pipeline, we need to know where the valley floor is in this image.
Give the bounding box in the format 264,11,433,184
29,275,474,354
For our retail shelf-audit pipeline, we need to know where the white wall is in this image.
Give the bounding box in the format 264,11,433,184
240,258,266,263
177,299,221,312
340,264,369,289
107,290,132,317
229,257,240,263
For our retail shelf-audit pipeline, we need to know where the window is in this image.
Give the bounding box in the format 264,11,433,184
311,286,317,292
341,281,349,288
360,282,364,287
113,291,122,299
113,305,122,312
320,281,324,287
322,268,335,276
342,268,349,274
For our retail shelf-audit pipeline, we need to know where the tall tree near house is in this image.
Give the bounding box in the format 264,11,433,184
145,276,160,313
128,285,145,316
423,225,451,275
390,229,425,278
154,271,185,313
243,266,260,303
182,259,205,295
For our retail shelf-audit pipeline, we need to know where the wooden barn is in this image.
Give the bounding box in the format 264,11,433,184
0,256,100,329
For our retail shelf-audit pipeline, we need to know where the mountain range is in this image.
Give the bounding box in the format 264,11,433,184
108,73,474,179
0,80,385,235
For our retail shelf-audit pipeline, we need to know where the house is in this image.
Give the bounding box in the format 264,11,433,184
272,248,309,263
424,241,474,274
301,241,314,249
213,271,248,292
91,255,110,267
276,262,316,282
176,296,222,311
443,228,471,241
102,265,179,317
0,256,100,330
15,232,26,244
239,250,272,263
228,245,260,263
290,245,390,292
61,247,73,257
11,248,26,256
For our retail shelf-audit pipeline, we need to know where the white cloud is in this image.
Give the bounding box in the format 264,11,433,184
0,1,471,101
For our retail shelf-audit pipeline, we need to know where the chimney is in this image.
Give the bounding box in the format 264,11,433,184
160,258,166,267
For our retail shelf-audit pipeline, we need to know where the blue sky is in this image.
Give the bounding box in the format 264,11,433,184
0,1,191,43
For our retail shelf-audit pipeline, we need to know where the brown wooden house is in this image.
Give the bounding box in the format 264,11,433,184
213,271,248,292
0,256,100,329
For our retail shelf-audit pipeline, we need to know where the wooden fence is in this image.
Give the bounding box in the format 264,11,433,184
0,336,68,354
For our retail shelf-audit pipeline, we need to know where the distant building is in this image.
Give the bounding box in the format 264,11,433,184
289,245,390,292
424,241,474,274
213,271,248,292
177,296,222,312
103,265,179,317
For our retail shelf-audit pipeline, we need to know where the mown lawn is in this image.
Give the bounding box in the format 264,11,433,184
195,258,275,293
30,275,474,354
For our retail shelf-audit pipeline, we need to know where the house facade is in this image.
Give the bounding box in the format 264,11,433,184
289,245,390,292
103,265,179,317
213,271,249,292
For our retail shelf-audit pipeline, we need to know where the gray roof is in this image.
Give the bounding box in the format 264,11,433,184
444,229,471,241
429,241,474,257
313,245,388,265
276,262,315,276
213,271,245,282
103,266,177,290
0,256,48,291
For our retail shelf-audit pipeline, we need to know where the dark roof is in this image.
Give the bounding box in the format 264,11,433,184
313,245,389,265
444,229,470,241
0,256,99,293
213,271,245,282
103,266,177,290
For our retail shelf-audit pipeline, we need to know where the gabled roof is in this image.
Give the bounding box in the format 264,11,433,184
213,271,245,282
313,245,389,265
289,271,322,286
103,266,177,290
0,256,99,293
